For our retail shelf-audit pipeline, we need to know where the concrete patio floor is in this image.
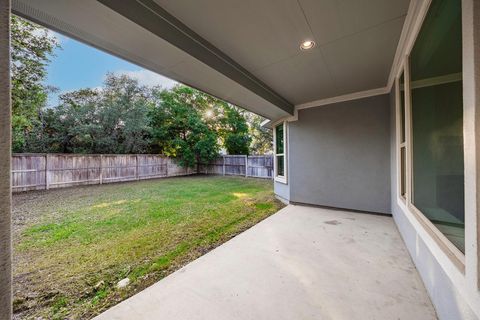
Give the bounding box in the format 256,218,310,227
95,205,437,320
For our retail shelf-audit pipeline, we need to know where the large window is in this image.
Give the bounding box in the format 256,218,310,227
274,122,287,183
399,0,464,253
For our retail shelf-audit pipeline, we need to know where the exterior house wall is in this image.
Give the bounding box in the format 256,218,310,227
285,94,391,214
274,179,290,203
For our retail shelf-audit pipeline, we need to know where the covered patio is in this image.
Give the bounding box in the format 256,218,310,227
94,205,436,320
1,0,480,319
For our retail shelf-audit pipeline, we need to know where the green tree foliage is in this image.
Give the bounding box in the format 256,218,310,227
11,15,60,152
26,74,152,154
245,113,273,154
24,77,271,165
149,86,219,168
221,106,251,155
98,74,152,154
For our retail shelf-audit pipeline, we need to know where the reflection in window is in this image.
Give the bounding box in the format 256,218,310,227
410,0,464,252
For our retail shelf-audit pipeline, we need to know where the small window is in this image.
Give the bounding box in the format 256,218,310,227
274,122,287,183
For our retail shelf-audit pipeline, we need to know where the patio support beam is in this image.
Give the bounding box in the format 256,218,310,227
97,0,294,115
0,0,11,319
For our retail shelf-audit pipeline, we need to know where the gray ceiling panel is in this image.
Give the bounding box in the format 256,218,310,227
155,0,409,103
299,0,410,46
155,0,313,72
320,17,406,95
255,49,339,105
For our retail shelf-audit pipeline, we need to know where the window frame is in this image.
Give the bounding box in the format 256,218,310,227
273,121,287,184
395,11,466,270
395,64,408,203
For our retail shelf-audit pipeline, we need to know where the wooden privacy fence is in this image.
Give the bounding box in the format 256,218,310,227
12,154,196,192
199,155,273,179
12,154,273,192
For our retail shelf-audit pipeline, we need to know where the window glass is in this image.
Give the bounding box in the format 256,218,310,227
399,72,406,144
277,156,284,177
275,124,284,154
410,0,464,252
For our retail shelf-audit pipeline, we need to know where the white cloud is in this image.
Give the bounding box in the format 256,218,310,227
114,69,178,89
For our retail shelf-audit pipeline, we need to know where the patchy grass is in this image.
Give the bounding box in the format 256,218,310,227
13,176,283,319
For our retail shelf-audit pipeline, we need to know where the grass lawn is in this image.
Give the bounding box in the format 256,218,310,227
12,176,283,319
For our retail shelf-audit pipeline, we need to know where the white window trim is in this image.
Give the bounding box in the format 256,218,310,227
398,53,466,270
395,54,466,269
273,121,287,184
395,62,407,203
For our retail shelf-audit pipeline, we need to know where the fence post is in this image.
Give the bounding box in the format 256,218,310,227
136,154,139,180
99,155,103,185
45,154,49,190
223,156,225,176
165,157,169,177
245,155,248,177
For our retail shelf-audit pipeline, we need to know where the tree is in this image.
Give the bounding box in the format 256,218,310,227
149,86,219,169
25,74,153,154
11,15,60,152
100,74,153,154
221,105,251,155
245,113,273,154
50,89,102,153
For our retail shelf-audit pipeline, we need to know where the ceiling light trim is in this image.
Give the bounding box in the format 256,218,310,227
300,40,316,50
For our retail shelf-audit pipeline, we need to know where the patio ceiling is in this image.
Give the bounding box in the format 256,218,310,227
12,0,409,121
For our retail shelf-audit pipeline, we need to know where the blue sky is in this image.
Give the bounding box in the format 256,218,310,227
45,33,177,106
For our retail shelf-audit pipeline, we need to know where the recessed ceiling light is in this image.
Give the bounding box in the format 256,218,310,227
300,40,315,51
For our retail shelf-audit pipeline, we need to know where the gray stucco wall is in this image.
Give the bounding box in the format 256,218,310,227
274,180,290,202
287,94,391,214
